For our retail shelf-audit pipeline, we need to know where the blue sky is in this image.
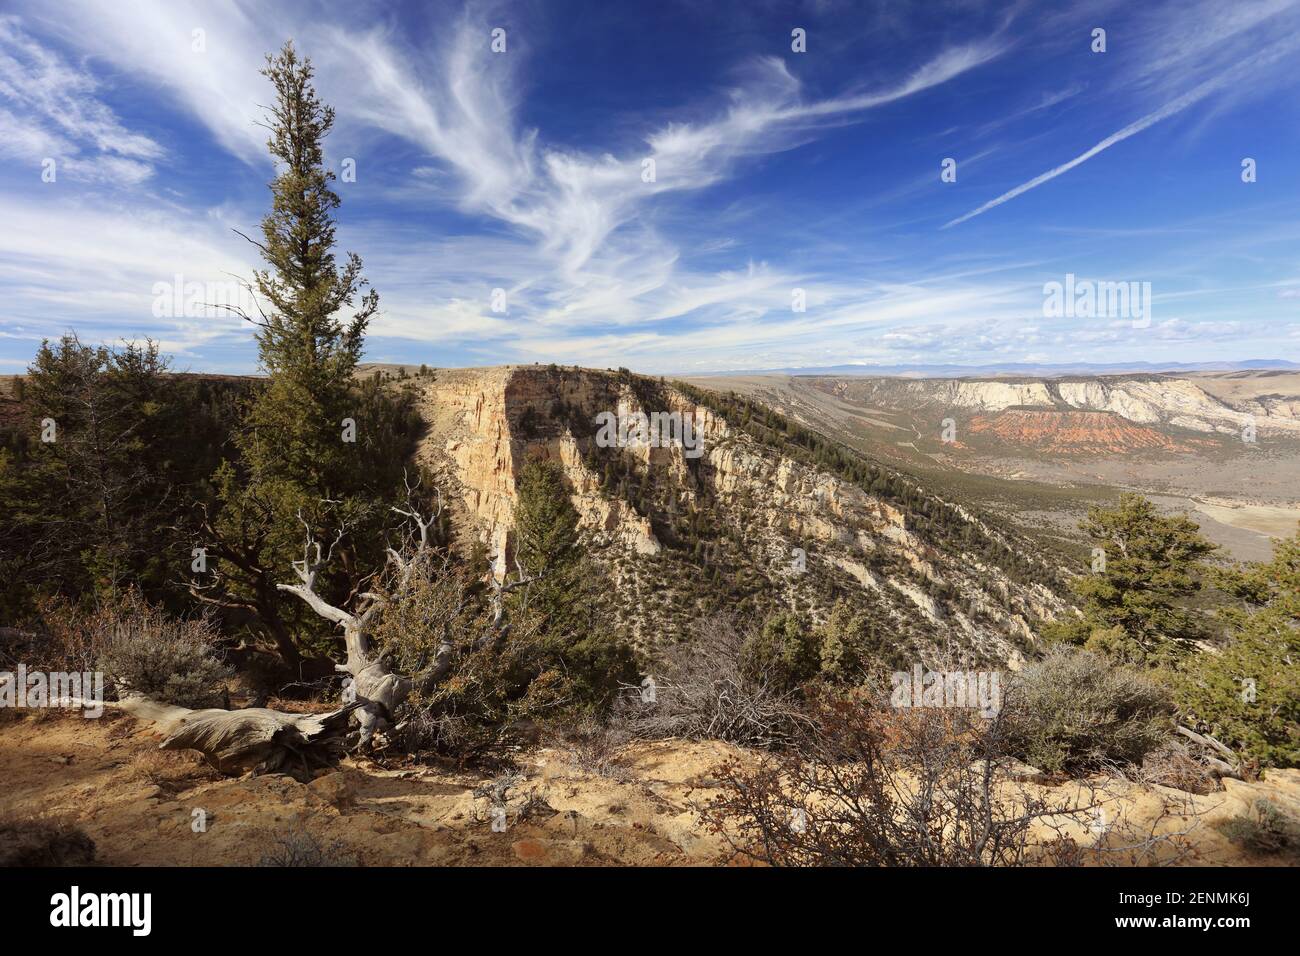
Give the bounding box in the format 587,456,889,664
1,0,1299,374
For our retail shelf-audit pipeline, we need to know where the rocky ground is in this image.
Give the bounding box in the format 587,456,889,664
2,710,1297,867
0,710,735,866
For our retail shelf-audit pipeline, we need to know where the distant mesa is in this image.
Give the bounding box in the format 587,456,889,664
965,409,1207,456
706,359,1300,378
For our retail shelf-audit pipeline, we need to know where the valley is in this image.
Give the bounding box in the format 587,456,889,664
682,370,1300,562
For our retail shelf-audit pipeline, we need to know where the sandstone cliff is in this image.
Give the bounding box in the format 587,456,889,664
407,366,1067,664
825,374,1300,436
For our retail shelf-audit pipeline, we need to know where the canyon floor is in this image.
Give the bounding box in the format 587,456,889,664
3,710,1297,867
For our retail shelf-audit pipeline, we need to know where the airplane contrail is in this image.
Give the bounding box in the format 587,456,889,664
942,77,1225,229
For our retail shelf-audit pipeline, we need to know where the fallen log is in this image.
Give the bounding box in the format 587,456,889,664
59,694,359,780
1176,724,1244,780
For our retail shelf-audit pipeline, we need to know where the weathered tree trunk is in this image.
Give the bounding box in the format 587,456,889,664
1176,724,1244,780
274,494,452,747
59,693,358,781
144,483,530,769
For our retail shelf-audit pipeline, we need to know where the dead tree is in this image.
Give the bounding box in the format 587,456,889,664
274,485,444,747
273,474,548,750
1176,724,1244,780
132,695,358,778
103,478,542,772
78,493,441,773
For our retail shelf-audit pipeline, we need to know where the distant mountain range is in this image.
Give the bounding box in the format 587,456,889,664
695,360,1299,379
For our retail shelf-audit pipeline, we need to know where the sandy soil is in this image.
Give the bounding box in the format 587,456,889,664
1189,370,1300,405
0,710,738,866
1190,498,1300,538
2,710,1296,867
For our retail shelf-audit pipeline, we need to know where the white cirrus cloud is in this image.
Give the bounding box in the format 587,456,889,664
0,16,163,183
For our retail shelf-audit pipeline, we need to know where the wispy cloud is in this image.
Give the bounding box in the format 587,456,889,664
0,0,1297,373
943,83,1219,228
327,18,1005,280
944,4,1300,228
0,16,162,183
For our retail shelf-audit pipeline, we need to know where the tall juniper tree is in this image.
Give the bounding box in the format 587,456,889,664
239,41,376,491
193,41,414,670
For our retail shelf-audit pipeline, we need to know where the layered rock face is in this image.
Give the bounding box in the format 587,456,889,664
966,410,1202,455
826,375,1300,435
412,366,1066,662
413,366,665,562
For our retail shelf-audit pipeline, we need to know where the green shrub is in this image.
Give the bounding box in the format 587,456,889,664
1002,647,1172,774
740,611,819,692
738,603,895,692
815,600,894,680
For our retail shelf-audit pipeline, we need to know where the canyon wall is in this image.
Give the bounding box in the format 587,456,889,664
409,366,1065,661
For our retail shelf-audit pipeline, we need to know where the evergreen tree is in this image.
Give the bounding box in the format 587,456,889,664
741,611,819,692
6,336,174,603
1044,493,1218,665
1172,528,1300,766
816,600,878,680
514,460,579,578
0,335,250,619
194,42,413,668
236,40,376,494
509,459,635,705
